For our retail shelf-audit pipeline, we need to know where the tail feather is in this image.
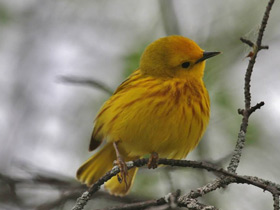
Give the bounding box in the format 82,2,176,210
76,143,139,196
76,143,115,185
105,168,138,196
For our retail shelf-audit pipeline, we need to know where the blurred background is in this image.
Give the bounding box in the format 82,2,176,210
0,0,280,209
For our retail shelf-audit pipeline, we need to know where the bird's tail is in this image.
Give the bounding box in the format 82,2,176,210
76,143,139,196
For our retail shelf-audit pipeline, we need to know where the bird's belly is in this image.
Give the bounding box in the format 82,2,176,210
109,100,208,159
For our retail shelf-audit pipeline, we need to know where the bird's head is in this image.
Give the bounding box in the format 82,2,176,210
140,35,220,79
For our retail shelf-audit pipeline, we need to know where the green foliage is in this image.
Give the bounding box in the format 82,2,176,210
0,5,11,24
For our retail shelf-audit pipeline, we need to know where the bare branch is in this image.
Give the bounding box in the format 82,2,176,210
256,0,275,50
238,101,265,116
71,158,280,210
178,197,219,210
180,2,276,208
260,45,269,50
249,101,265,115
36,191,82,210
58,75,114,95
0,167,151,209
243,176,280,192
240,37,254,47
97,197,166,210
71,164,125,210
227,129,247,173
227,0,275,173
273,194,279,210
98,190,219,210
243,0,275,110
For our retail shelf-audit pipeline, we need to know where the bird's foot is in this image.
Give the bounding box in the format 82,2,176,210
113,142,128,189
113,156,128,187
148,152,159,169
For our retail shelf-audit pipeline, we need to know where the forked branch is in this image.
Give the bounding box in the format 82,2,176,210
227,0,275,173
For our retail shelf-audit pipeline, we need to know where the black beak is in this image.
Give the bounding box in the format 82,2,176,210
195,51,221,64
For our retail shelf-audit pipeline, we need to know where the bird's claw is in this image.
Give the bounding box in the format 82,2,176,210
148,152,159,169
114,156,128,188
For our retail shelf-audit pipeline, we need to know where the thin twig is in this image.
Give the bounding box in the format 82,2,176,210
273,194,280,210
58,75,114,95
98,197,166,210
249,101,265,115
0,169,147,210
256,0,275,50
260,45,269,50
240,37,254,47
178,197,219,210
180,1,276,207
71,165,123,210
36,191,82,210
227,0,275,173
243,0,274,110
97,190,218,210
238,101,265,116
243,176,280,192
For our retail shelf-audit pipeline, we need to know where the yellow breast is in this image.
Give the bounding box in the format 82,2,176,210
93,70,210,159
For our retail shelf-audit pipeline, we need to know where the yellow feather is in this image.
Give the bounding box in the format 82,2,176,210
77,35,219,195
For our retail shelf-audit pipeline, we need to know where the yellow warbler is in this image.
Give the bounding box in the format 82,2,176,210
76,35,220,196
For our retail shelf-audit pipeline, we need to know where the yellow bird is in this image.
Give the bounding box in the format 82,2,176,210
76,35,220,196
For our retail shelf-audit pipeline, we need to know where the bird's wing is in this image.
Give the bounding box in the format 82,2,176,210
89,69,142,151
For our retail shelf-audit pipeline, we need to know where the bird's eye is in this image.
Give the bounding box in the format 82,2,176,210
181,62,190,68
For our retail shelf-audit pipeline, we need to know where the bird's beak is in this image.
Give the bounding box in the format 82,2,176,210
195,51,221,64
